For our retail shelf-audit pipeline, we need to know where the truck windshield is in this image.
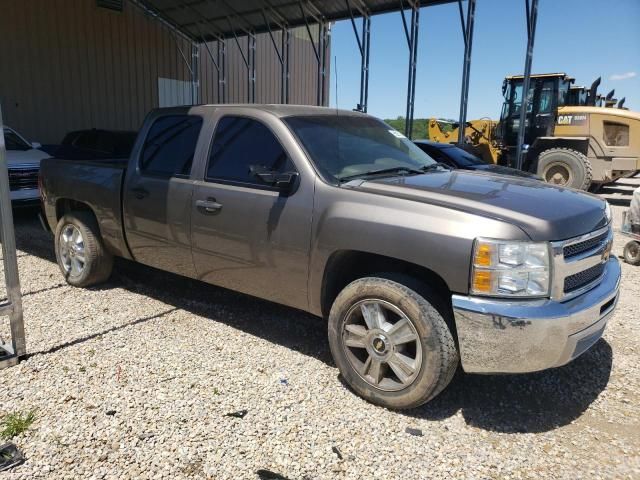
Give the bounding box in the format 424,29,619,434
284,115,436,183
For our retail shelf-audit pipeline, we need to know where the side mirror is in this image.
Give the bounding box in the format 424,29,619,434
31,142,42,149
250,165,299,191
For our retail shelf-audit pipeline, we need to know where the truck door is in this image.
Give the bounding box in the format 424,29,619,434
123,113,203,277
190,114,312,311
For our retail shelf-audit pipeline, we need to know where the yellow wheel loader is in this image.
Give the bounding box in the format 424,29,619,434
428,73,640,190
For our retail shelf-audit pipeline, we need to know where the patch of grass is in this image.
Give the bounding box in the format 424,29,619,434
0,410,36,440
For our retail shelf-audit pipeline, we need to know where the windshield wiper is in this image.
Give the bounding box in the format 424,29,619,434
420,162,451,172
339,166,424,183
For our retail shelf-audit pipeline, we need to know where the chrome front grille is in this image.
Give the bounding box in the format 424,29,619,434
550,225,612,301
564,262,606,293
563,230,608,259
8,165,39,191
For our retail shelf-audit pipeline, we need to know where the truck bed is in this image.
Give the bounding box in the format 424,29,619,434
39,157,131,258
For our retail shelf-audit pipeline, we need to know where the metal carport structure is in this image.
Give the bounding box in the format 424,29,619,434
0,0,541,368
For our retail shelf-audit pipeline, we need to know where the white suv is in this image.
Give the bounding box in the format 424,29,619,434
3,126,49,205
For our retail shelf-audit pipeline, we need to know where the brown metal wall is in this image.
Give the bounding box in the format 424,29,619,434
198,25,330,106
0,0,328,144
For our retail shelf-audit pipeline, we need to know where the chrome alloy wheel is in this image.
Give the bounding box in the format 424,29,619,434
59,224,86,276
341,299,423,392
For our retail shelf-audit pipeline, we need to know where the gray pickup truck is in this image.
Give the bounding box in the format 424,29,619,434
40,105,621,409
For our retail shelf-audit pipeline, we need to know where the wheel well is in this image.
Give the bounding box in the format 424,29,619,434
55,198,95,221
320,250,452,318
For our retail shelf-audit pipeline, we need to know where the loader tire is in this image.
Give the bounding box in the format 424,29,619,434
537,148,593,190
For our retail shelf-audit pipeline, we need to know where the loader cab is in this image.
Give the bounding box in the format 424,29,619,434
567,86,589,106
496,73,574,148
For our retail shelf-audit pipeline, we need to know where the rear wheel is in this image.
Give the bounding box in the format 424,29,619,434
537,148,592,190
623,240,640,266
328,275,458,409
55,212,113,287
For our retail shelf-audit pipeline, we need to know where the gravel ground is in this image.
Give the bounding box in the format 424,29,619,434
0,198,638,480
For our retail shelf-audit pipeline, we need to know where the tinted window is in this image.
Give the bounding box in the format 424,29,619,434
441,146,486,166
3,130,30,151
141,115,203,176
416,144,453,166
207,116,294,185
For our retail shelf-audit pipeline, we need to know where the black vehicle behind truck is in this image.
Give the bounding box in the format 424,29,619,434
40,105,620,409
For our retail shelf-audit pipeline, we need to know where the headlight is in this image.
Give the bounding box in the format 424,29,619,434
471,238,551,297
604,201,612,224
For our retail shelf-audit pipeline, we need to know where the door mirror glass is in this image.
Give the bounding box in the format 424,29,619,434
250,165,299,190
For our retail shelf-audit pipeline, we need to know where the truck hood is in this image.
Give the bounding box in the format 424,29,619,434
352,170,608,241
6,149,49,166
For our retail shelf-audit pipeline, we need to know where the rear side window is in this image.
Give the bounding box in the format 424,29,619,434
206,116,294,185
140,115,203,177
603,121,629,147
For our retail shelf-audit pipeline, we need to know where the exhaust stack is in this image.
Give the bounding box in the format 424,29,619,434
587,77,601,106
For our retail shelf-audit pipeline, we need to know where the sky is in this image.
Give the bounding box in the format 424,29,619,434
328,0,640,120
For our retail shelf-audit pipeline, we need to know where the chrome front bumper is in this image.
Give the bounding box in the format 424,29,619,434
451,257,621,374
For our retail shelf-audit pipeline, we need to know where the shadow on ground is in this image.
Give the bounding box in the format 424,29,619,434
14,211,613,433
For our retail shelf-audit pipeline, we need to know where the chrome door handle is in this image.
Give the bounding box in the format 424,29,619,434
196,199,223,215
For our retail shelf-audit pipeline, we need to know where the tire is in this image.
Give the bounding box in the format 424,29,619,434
623,241,640,266
55,211,113,287
328,275,459,410
537,147,593,190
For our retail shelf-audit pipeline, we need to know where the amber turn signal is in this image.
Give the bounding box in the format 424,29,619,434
474,243,493,267
472,270,492,293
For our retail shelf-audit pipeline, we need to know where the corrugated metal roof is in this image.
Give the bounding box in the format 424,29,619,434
139,0,456,42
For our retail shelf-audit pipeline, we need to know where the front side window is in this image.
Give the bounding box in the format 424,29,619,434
140,115,203,177
538,80,555,114
284,115,436,183
603,121,629,147
3,130,30,151
207,116,294,185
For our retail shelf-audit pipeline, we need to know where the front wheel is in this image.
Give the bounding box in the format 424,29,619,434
328,276,459,409
55,212,114,287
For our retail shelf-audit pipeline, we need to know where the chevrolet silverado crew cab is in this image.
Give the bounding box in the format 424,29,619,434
40,105,621,409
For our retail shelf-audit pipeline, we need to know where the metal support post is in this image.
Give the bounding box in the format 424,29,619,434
516,0,539,169
347,0,371,112
218,39,227,103
283,28,291,103
229,21,255,103
172,34,197,105
457,0,476,146
400,1,420,138
191,43,199,104
0,104,26,370
248,32,256,103
321,22,330,106
299,1,326,106
316,22,326,106
262,9,289,104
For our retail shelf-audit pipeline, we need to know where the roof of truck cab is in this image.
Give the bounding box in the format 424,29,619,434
197,104,368,118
